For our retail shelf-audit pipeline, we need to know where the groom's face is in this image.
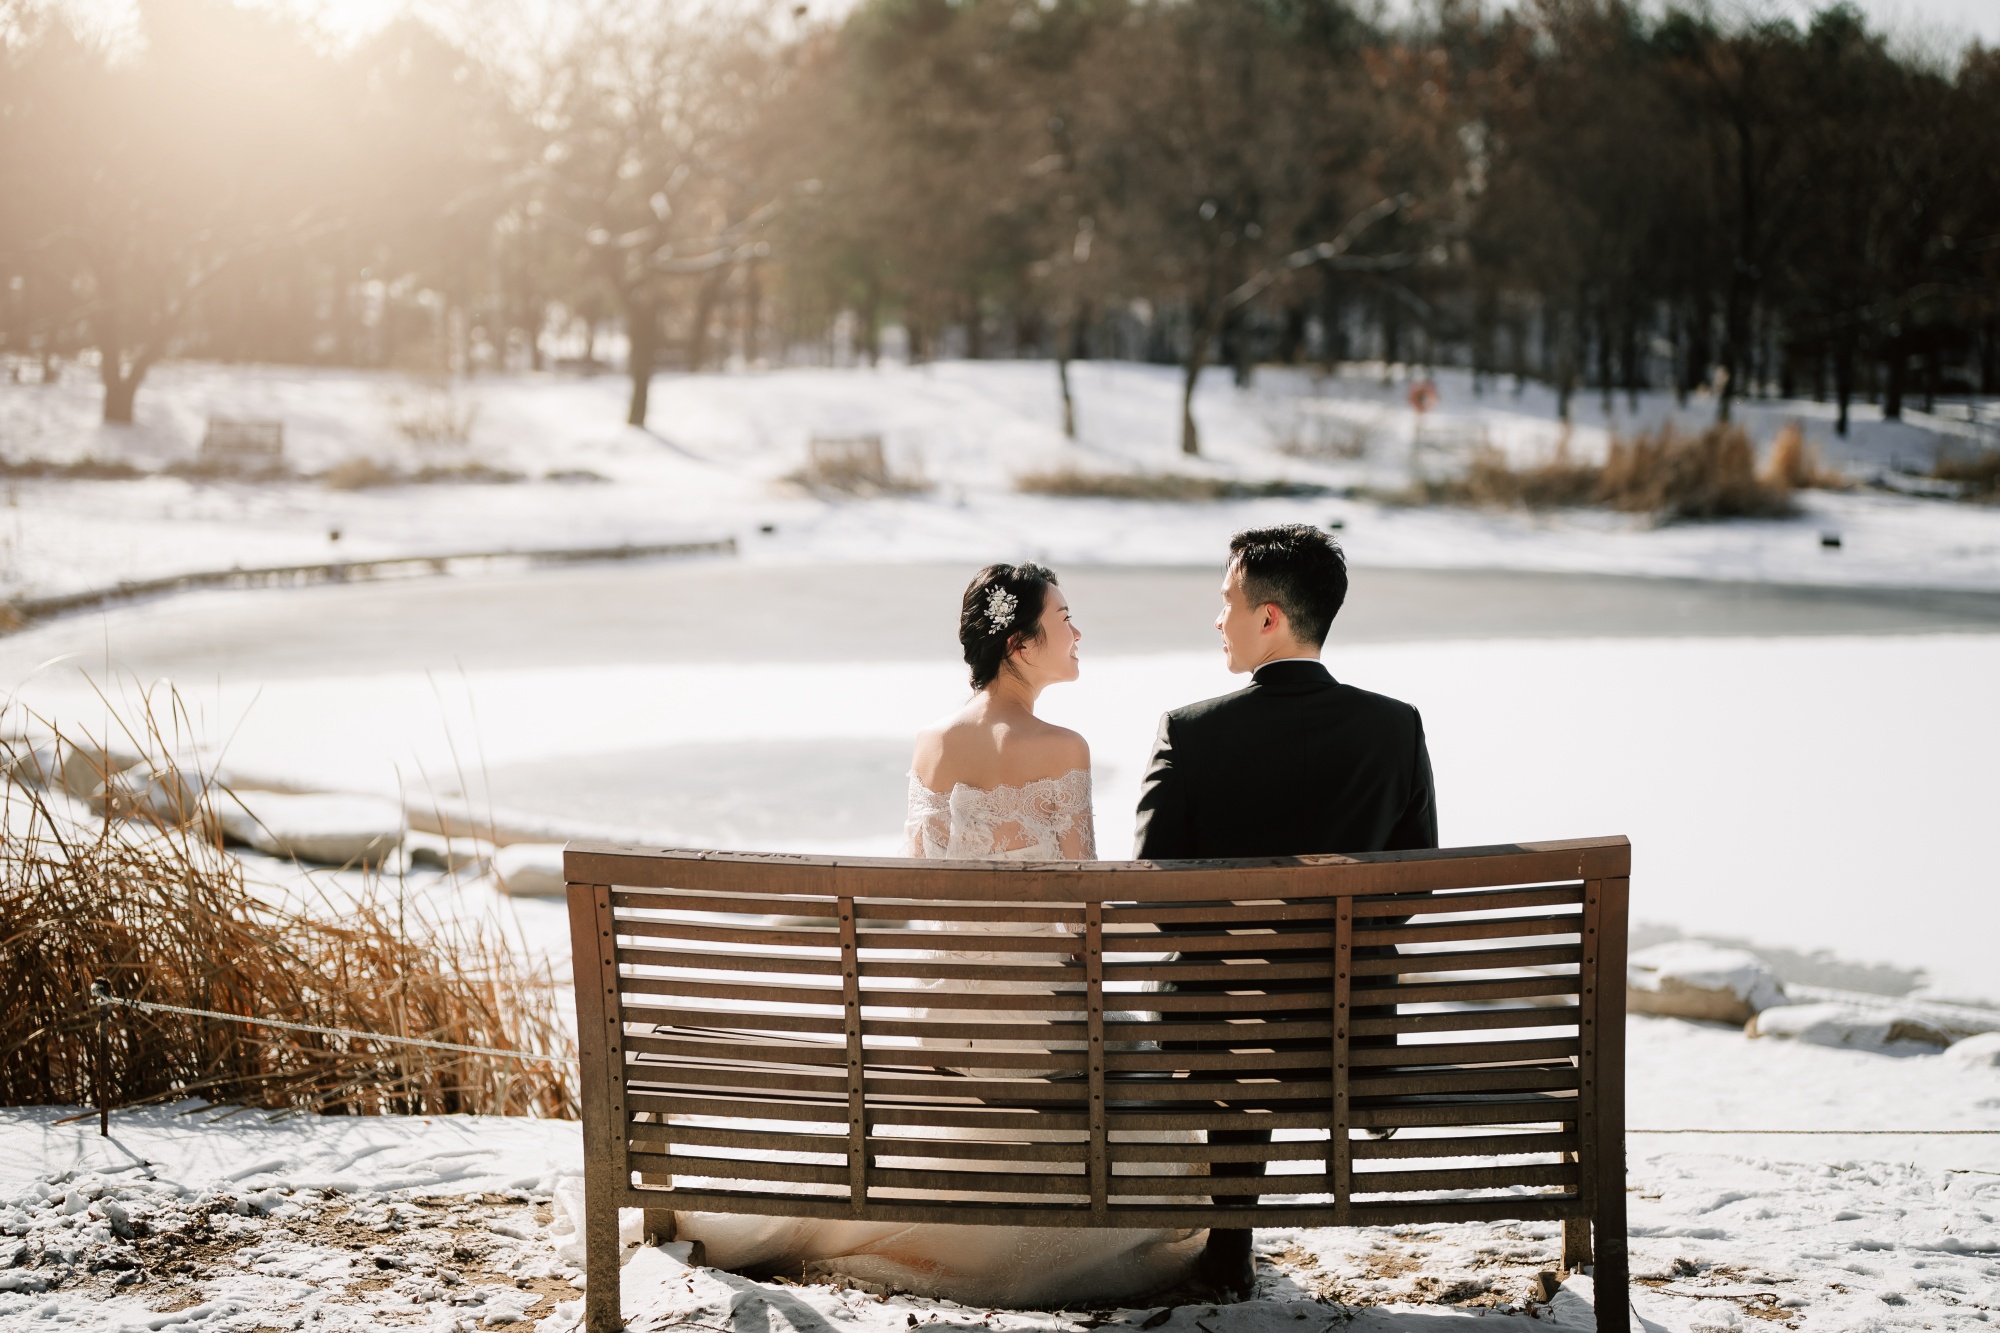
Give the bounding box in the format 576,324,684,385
1217,564,1277,673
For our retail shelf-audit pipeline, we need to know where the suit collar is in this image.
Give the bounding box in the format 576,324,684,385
1251,659,1334,692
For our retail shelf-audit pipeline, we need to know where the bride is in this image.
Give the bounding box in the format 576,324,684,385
671,563,1201,1304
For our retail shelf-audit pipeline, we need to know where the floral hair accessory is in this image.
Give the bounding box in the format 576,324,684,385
984,585,1018,631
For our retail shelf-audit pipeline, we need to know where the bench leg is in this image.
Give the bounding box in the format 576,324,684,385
584,1177,622,1333
643,1208,676,1244
1562,1216,1592,1273
1595,1186,1629,1332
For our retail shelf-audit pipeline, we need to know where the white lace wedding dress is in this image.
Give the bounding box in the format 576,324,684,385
670,770,1201,1305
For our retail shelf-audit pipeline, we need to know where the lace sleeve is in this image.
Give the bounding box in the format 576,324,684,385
904,774,952,859
1054,768,1096,860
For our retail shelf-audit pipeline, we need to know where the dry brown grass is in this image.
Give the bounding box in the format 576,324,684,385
1,698,574,1117
320,459,525,489
1420,423,1797,521
1016,468,1333,501
1934,447,2000,499
1761,420,1844,490
0,456,147,480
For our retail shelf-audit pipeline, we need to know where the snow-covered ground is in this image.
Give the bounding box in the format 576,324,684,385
3,359,1999,602
4,1015,1996,1333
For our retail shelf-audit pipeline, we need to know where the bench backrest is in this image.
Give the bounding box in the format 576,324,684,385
564,837,1628,1232
200,418,285,458
805,434,887,487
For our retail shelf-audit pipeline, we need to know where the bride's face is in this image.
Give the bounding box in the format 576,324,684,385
1013,586,1082,686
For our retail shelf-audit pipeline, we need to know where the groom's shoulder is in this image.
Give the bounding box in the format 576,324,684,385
1336,681,1424,723
1169,679,1421,730
1166,681,1261,729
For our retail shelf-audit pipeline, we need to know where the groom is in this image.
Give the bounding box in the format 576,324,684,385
1133,524,1438,1298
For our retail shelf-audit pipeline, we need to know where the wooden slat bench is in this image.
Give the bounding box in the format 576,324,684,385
565,836,1630,1332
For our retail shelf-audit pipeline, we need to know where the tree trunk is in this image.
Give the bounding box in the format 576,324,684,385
1833,331,1854,437
97,318,146,424
102,368,140,425
1883,344,1904,420
1226,307,1252,389
1180,355,1204,455
1180,303,1220,456
1621,315,1641,414
1056,299,1087,440
1277,301,1307,365
743,262,763,365
687,272,722,374
1317,268,1343,375
1597,306,1614,420
626,297,658,428
861,280,880,368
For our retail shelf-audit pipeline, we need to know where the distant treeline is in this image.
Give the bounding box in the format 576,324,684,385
1,0,1995,452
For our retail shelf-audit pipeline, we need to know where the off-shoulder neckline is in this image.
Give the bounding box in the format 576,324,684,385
908,767,1089,800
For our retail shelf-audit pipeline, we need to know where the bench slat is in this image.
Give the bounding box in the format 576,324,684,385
1348,884,1586,917
614,890,1084,925
1355,913,1582,946
1352,974,1579,1005
1352,1064,1580,1097
1350,944,1581,975
1350,1130,1578,1160
617,1187,1584,1230
619,918,843,947
1349,1037,1580,1066
1352,1005,1582,1037
1351,1161,1578,1193
1352,1094,1579,1129
617,944,842,976
632,1151,853,1188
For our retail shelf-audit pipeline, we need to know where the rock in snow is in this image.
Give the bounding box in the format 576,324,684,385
1748,1001,1956,1051
1944,1030,2000,1068
492,842,568,897
217,790,403,865
1627,940,1787,1024
401,829,493,874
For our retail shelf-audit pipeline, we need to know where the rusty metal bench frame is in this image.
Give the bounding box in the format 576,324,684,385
565,837,1630,1332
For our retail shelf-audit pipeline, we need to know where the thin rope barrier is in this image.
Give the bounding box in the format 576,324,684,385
1632,1120,1992,1128
85,990,2000,1131
91,988,577,1066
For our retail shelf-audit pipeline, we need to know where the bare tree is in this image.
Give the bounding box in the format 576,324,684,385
535,0,789,427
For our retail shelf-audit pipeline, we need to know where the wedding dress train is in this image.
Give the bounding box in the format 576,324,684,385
669,770,1201,1305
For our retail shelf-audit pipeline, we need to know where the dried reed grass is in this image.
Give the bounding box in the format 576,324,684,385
0,456,146,480
1420,423,1796,520
1,696,574,1117
1761,420,1844,490
1933,448,2000,499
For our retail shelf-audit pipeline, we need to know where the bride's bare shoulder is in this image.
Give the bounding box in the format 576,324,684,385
910,710,981,788
1034,724,1090,774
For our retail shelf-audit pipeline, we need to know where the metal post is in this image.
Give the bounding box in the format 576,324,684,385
90,980,111,1138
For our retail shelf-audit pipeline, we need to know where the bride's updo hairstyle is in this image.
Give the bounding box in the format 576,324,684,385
960,562,1059,689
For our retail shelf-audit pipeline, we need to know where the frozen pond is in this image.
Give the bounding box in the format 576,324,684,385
6,562,1997,1000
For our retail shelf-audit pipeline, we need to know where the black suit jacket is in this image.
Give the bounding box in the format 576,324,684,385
1133,659,1437,861
1133,659,1437,1080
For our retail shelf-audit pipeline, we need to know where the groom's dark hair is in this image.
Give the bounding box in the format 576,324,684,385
1228,525,1348,646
